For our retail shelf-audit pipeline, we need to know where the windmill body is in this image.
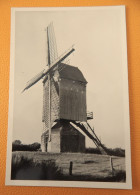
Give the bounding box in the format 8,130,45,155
23,23,107,154
42,63,87,152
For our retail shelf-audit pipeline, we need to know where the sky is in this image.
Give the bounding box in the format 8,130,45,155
11,6,129,149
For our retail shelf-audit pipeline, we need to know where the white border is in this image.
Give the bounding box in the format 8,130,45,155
6,6,132,189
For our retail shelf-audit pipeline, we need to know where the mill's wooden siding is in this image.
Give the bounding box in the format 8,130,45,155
42,65,87,127
59,78,87,122
50,79,59,122
42,78,59,129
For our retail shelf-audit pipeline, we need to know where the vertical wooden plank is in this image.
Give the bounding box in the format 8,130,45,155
69,161,73,176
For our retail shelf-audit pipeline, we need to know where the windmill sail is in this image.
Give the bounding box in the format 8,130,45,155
43,46,75,75
22,70,45,92
43,22,58,145
22,47,75,92
47,22,58,66
22,23,58,93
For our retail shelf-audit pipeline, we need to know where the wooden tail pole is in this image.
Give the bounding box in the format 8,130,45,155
86,122,108,154
87,122,102,144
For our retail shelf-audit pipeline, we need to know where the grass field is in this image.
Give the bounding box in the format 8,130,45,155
11,151,126,182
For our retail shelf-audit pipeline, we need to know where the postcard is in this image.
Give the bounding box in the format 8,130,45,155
6,6,132,189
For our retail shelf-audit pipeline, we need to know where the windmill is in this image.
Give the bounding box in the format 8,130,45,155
23,23,107,154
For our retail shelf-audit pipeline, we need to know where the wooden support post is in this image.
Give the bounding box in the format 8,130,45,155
110,156,113,172
69,161,73,176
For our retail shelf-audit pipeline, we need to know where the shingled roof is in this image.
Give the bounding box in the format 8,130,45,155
58,63,87,83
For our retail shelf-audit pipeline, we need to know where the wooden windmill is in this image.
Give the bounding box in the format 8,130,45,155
23,23,107,154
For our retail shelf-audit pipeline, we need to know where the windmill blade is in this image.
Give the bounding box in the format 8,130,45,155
47,22,58,66
22,69,45,92
23,46,74,93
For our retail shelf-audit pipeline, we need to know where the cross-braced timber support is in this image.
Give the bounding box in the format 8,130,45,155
71,121,108,155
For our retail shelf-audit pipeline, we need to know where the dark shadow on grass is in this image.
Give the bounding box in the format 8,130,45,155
11,154,62,180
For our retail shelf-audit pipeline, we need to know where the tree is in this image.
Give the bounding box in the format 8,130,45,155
12,140,22,145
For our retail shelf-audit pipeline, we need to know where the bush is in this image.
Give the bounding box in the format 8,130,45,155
85,147,101,154
107,148,125,157
12,141,41,152
85,147,125,157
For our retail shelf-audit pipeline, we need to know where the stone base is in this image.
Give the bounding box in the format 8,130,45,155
41,120,85,153
41,132,48,152
47,140,52,152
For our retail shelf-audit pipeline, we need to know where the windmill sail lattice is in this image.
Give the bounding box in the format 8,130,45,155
47,22,58,66
45,23,58,143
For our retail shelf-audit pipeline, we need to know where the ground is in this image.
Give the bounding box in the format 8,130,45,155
12,151,125,181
